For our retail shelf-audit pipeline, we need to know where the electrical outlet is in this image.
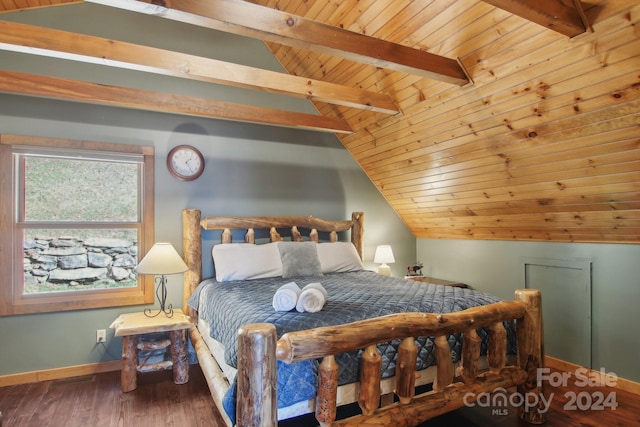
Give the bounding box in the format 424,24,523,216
96,329,106,343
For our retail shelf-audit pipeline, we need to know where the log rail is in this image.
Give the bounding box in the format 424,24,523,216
236,289,545,427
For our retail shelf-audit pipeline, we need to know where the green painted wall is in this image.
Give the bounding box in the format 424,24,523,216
0,93,415,376
0,6,415,376
417,238,640,383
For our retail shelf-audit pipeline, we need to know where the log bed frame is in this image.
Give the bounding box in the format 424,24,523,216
181,209,545,427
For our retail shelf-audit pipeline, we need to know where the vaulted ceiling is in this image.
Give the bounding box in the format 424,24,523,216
1,0,638,243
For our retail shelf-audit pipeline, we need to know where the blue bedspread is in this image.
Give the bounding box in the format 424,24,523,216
187,271,516,422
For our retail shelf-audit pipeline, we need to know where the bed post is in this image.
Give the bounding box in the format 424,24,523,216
515,288,546,424
182,209,202,317
351,211,364,259
236,323,278,427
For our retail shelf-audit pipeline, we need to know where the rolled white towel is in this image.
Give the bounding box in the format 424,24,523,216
296,282,327,313
272,282,301,312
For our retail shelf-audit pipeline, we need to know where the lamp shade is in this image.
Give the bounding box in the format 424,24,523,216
136,243,188,275
374,245,395,264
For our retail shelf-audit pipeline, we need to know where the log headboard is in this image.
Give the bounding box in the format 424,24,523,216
181,209,364,313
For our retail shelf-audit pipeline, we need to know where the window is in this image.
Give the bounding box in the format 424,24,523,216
0,135,155,315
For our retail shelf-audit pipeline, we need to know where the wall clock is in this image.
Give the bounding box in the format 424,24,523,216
166,145,205,181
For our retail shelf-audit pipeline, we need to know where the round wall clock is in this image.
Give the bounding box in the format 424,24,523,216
166,145,205,181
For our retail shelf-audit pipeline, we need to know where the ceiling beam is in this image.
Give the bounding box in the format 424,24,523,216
481,0,589,37
0,70,353,134
85,0,471,85
0,21,398,115
0,0,81,14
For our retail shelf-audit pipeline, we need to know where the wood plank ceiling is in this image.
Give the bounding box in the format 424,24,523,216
0,0,638,244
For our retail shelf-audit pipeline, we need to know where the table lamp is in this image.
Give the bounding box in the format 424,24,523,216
136,242,188,318
374,245,395,276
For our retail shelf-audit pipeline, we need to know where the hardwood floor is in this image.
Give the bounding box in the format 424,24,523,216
0,366,223,427
0,365,638,426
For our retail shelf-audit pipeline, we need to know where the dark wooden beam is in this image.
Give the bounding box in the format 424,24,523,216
481,0,589,37
0,71,353,134
85,0,471,85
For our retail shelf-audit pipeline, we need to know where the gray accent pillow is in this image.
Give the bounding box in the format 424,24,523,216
277,241,323,278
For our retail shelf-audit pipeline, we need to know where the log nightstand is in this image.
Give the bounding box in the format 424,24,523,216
403,275,468,288
110,309,191,392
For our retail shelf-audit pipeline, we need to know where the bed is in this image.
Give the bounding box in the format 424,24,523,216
181,209,545,426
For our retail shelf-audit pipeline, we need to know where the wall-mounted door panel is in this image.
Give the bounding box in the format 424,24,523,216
521,257,592,368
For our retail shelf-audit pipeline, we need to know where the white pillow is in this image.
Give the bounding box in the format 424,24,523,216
316,242,363,273
212,242,283,282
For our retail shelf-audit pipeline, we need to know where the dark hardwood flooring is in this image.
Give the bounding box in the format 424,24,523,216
1,365,638,426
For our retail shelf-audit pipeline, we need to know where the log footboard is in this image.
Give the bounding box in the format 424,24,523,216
236,288,544,427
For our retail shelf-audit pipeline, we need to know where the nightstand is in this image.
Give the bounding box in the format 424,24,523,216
403,275,468,288
110,309,191,392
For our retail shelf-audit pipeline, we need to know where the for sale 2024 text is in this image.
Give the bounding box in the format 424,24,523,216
463,367,618,416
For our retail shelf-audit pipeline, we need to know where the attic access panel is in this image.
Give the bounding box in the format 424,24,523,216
521,257,592,368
